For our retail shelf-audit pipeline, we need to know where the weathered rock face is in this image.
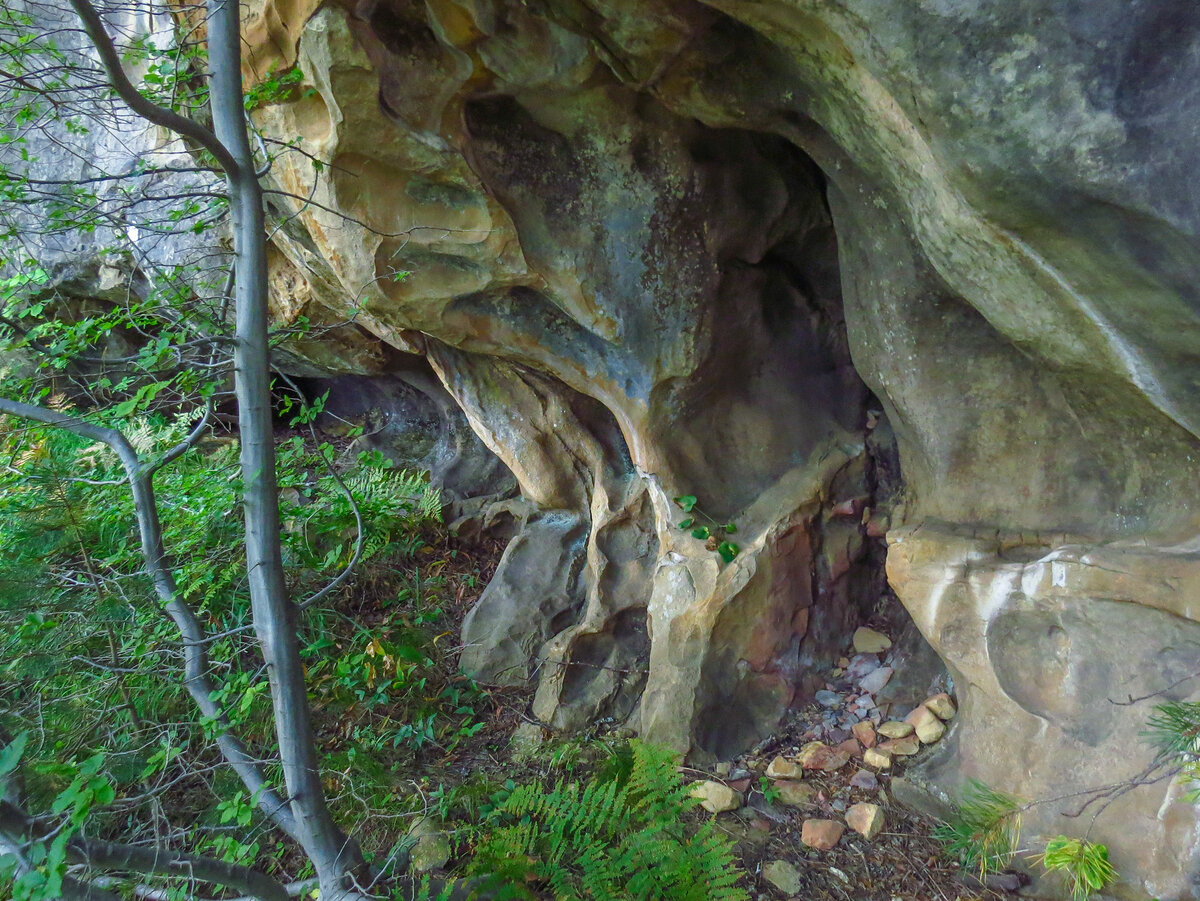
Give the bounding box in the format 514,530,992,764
237,0,1200,895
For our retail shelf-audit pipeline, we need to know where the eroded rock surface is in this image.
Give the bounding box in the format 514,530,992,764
235,0,1200,894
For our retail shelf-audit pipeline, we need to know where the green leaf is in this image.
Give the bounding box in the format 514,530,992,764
723,523,738,534
691,526,710,540
677,518,694,530
0,731,28,778
673,495,697,513
717,542,739,563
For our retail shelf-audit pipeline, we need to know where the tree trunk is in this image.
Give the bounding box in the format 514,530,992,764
204,0,363,895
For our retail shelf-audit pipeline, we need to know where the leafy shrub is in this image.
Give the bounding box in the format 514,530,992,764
1034,836,1116,900
932,780,1022,878
469,740,748,901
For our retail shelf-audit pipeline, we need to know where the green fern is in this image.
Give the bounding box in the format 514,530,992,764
470,740,747,901
933,780,1022,879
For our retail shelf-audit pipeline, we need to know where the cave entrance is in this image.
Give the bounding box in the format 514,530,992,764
667,130,940,760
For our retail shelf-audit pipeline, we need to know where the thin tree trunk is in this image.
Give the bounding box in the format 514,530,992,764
204,0,363,894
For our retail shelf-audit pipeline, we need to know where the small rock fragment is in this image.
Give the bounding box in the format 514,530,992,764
925,692,957,721
689,780,742,813
774,780,818,808
798,741,851,772
906,705,946,744
852,627,892,654
858,666,894,695
835,738,862,759
765,756,802,780
845,653,881,681
762,859,802,895
877,720,914,739
815,689,842,707
714,761,732,776
852,720,877,749
845,801,885,840
849,769,879,791
878,735,920,757
509,722,544,762
801,818,845,850
863,747,892,769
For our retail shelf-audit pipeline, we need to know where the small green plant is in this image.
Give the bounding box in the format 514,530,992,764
758,775,780,805
1143,700,1200,799
933,780,1022,878
470,740,748,900
1034,836,1116,900
672,495,739,563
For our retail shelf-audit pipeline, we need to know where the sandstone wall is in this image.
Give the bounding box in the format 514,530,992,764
239,1,1200,896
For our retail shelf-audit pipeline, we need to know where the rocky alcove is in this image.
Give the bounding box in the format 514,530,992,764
241,0,1200,895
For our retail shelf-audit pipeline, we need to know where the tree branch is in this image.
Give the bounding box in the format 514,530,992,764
0,397,301,843
64,0,238,176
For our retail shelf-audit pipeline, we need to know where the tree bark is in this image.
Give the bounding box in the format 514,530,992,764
205,0,363,895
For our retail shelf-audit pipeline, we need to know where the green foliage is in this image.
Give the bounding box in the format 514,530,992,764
1034,837,1116,900
0,744,116,901
671,495,739,564
1143,699,1200,798
244,64,307,111
470,740,748,901
932,780,1022,878
0,413,450,863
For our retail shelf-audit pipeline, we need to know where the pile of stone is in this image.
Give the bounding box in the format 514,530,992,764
688,626,960,872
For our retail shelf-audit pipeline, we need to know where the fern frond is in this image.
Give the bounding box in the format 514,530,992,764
471,739,747,900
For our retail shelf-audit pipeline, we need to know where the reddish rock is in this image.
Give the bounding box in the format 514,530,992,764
835,737,863,759
798,741,851,772
849,768,879,791
801,818,845,850
851,720,877,749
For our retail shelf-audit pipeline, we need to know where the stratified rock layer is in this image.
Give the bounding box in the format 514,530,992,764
238,1,1200,895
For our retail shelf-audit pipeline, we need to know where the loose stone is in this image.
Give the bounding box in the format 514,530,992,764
689,780,742,813
765,755,802,780
878,735,920,756
863,747,892,769
925,692,957,720
852,720,877,748
763,860,803,895
852,627,892,653
858,665,894,695
798,741,851,772
849,768,879,791
774,780,818,809
878,720,915,739
801,818,845,850
906,705,946,743
845,801,885,840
